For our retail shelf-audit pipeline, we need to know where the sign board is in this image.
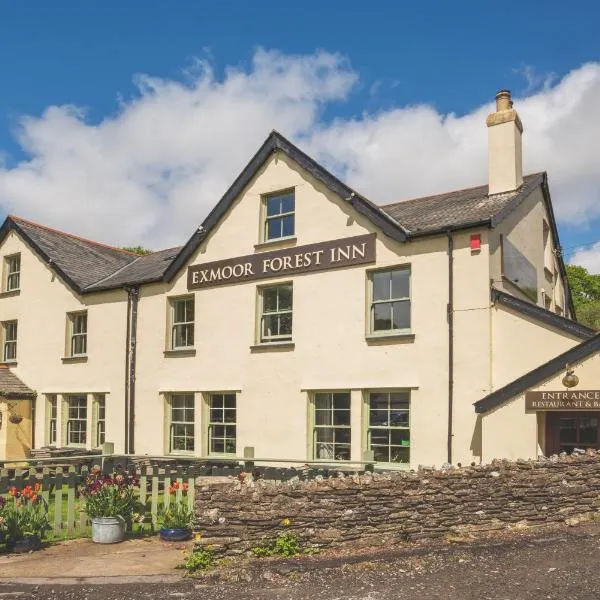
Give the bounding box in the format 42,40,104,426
187,233,376,290
525,391,600,411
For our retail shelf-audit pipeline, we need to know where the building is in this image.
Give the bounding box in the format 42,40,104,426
0,90,597,467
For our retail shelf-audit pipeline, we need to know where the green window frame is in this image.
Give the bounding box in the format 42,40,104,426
263,190,295,241
95,395,106,448
369,267,411,334
260,283,293,343
5,254,20,292
208,393,236,455
46,395,57,446
65,395,88,447
171,296,195,349
367,391,410,464
313,392,351,461
69,312,87,357
2,320,17,363
169,394,195,453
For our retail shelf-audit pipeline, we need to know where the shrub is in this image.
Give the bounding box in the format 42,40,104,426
252,531,301,558
1,484,50,543
157,481,193,529
180,546,214,573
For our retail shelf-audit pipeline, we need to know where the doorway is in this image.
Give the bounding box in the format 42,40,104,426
545,412,600,455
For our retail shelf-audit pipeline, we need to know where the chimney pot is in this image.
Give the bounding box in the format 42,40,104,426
495,89,512,111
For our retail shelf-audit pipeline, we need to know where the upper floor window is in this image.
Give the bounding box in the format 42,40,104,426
68,312,87,357
369,267,411,334
2,320,17,362
170,296,195,349
4,254,20,292
259,283,293,343
263,190,295,241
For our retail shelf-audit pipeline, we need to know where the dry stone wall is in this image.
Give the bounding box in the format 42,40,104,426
194,453,600,555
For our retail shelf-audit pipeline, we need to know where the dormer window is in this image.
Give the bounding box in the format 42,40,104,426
4,254,20,292
263,190,295,241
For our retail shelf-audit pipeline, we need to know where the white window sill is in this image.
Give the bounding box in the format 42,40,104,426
164,348,197,357
254,236,297,251
0,289,20,298
365,333,415,344
250,341,295,353
61,355,88,363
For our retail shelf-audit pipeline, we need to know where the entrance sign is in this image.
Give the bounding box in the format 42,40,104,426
526,391,600,411
187,233,376,290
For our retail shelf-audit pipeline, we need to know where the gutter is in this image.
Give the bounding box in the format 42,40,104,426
447,231,454,464
124,286,140,453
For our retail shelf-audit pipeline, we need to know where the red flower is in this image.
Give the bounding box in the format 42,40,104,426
8,487,18,497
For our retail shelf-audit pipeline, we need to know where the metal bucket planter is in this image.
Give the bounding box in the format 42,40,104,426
8,534,42,553
91,517,126,544
159,527,192,542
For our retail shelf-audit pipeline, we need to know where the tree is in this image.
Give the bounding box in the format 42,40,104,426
121,246,152,256
566,264,600,330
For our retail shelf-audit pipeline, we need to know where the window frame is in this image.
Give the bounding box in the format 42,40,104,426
169,295,195,350
364,390,411,466
4,254,21,292
46,395,58,446
367,266,411,336
257,282,293,344
206,392,237,457
2,320,17,363
64,395,88,448
67,311,88,357
261,189,296,243
94,394,106,448
167,393,195,455
311,391,352,462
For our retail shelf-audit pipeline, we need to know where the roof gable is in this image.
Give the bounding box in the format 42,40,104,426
0,367,36,399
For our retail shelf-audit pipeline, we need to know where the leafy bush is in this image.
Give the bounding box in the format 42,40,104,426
157,481,193,529
180,546,214,573
1,484,50,542
252,531,301,558
80,467,142,524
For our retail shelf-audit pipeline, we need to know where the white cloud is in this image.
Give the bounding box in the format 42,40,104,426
571,242,600,274
0,50,600,260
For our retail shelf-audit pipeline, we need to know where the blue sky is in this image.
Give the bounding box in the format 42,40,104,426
0,1,599,268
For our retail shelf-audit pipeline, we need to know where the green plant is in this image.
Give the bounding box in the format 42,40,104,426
157,481,193,529
180,546,214,573
80,468,142,524
252,531,301,558
1,484,50,542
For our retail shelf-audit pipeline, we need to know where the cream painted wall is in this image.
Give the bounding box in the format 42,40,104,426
0,230,129,453
134,152,453,468
482,350,600,462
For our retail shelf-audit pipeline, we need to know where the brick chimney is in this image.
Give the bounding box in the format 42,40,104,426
486,90,523,195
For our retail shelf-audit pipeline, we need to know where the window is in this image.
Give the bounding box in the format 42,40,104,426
4,254,20,292
46,395,57,446
264,190,295,241
169,394,195,453
370,268,410,334
68,312,87,356
367,391,410,464
313,392,351,461
2,320,17,362
260,284,293,343
170,297,194,349
95,395,106,448
65,395,87,446
208,393,236,455
543,221,553,273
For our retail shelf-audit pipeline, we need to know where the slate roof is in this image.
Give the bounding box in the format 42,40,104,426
0,367,36,399
380,173,543,236
474,333,600,414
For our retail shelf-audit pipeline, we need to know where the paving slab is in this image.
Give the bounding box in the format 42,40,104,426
0,537,192,583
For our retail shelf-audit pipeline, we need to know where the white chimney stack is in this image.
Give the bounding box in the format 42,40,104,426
486,90,523,195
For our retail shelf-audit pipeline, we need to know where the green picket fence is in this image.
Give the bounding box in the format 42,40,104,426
0,465,196,539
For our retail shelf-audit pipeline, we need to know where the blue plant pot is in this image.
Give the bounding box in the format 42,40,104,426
159,527,192,542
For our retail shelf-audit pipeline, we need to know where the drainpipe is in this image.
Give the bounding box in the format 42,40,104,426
447,231,454,464
124,286,139,454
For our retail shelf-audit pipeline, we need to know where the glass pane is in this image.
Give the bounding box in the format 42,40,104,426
390,409,409,427
211,395,224,409
390,429,410,446
280,193,295,214
316,443,335,459
392,301,411,330
579,418,598,444
213,425,225,438
333,410,350,426
225,439,236,453
390,447,410,464
262,314,280,338
224,394,236,408
281,215,294,237
211,439,225,453
369,393,388,411
559,419,577,444
373,446,389,463
335,428,351,444
373,303,392,331
224,409,236,423
391,269,410,299
390,392,410,408
263,288,279,312
372,271,390,301
210,408,223,424
332,393,350,409
314,393,331,410
315,409,332,426
174,301,187,323
267,218,282,240
279,314,293,336
371,429,390,445
278,285,293,310
266,196,282,217
316,429,334,443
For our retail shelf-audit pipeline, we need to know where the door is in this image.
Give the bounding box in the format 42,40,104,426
546,412,600,455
